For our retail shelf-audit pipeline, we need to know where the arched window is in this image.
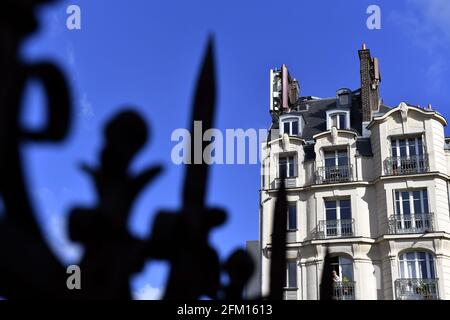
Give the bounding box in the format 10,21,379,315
326,110,350,130
396,251,438,300
399,251,435,279
330,256,354,281
330,256,355,300
279,115,303,137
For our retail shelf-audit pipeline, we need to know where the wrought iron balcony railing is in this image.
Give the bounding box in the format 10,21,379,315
333,281,356,300
315,219,355,239
395,278,439,300
315,165,353,184
385,155,429,176
388,213,434,234
272,177,297,189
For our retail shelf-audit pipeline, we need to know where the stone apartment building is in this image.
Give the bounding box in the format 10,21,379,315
259,44,450,300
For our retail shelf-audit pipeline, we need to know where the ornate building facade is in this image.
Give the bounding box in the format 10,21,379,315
259,45,450,300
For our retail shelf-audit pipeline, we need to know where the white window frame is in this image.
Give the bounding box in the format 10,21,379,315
394,189,429,230
326,109,350,130
279,115,303,137
399,252,435,279
391,136,424,158
325,199,352,221
324,149,349,167
278,154,297,178
324,198,352,237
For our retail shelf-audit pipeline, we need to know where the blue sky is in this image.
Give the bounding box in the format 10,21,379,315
20,0,450,299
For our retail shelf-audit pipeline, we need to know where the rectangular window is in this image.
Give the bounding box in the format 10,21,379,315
282,119,300,136
279,155,296,178
286,260,297,288
395,189,429,215
391,137,423,157
325,198,352,237
394,189,430,232
324,150,348,167
287,204,297,230
323,149,350,182
329,113,348,130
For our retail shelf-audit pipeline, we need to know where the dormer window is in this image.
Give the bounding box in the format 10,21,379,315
338,94,349,106
283,118,299,136
279,115,304,136
336,88,352,107
327,110,350,130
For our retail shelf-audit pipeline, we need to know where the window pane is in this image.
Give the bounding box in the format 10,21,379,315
400,260,405,278
324,151,335,159
340,263,353,281
406,252,415,260
401,192,411,215
396,201,401,215
413,191,422,214
392,142,398,157
398,139,407,157
422,190,429,213
288,261,297,287
325,200,337,209
325,200,337,220
291,121,299,135
288,156,295,177
279,157,287,178
283,122,290,135
337,151,348,166
417,138,423,155
407,260,416,278
288,205,297,230
429,256,436,278
331,115,338,128
408,139,417,156
339,200,352,220
339,114,346,129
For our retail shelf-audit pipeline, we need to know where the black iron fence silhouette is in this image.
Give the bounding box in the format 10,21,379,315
0,0,333,300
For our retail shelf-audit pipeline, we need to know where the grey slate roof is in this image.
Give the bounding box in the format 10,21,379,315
356,138,373,156
270,89,392,158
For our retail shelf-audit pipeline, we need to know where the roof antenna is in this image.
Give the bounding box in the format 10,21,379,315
362,43,367,50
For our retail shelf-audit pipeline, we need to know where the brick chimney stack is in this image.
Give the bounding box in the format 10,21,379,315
359,43,381,126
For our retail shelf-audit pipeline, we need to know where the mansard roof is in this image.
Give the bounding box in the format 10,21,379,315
270,89,392,158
